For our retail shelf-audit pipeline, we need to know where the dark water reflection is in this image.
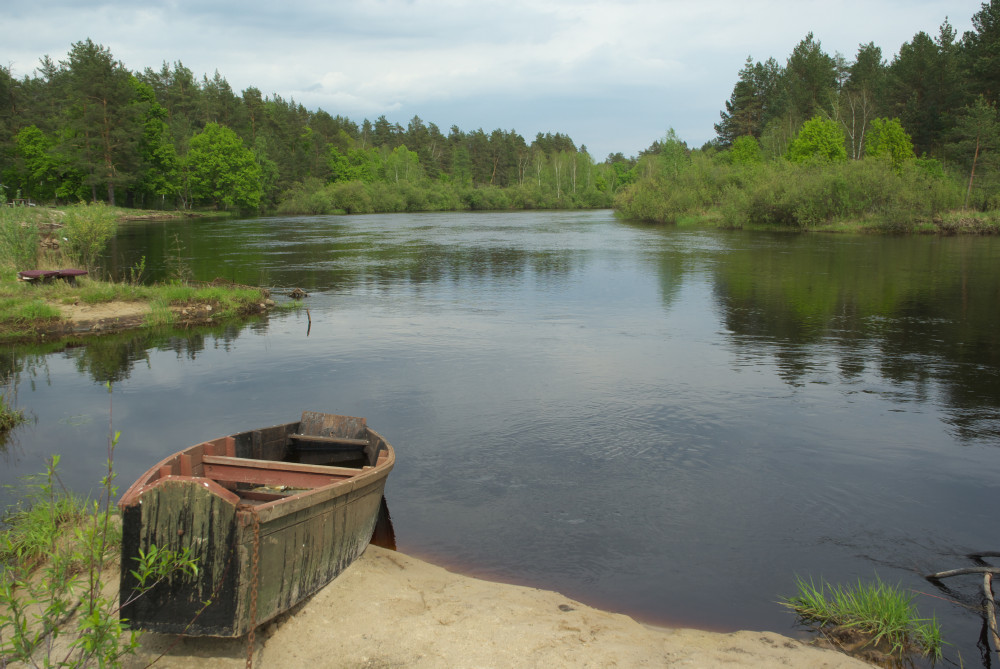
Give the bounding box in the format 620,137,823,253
4,211,1000,666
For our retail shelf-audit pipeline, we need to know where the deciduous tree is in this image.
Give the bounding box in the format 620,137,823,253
184,122,262,210
786,116,847,162
731,135,763,165
865,118,915,169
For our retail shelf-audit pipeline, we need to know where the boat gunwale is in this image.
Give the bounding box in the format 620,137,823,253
118,425,395,526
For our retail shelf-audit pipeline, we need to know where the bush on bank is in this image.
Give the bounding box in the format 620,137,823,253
275,177,614,215
614,145,992,233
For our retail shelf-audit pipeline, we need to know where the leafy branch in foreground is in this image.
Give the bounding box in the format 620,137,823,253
782,575,943,663
0,383,198,667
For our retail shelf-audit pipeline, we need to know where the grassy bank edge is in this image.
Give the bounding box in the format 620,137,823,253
0,275,290,344
648,208,1000,234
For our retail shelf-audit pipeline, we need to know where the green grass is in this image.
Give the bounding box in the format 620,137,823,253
0,205,271,342
0,275,270,341
144,302,175,327
935,210,1000,233
1,450,198,667
0,467,93,571
783,575,943,661
0,296,62,323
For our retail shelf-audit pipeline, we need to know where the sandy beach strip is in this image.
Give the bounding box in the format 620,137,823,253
130,546,868,668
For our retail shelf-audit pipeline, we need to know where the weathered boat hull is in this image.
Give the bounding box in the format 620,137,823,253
118,413,394,637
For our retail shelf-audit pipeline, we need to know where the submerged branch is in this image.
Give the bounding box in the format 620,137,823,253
925,566,1000,580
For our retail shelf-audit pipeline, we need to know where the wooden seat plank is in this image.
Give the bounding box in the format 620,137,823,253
201,454,367,478
290,434,368,447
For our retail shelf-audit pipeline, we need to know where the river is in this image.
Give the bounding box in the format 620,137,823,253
3,210,999,666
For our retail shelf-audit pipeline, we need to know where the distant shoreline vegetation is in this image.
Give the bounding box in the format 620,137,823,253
613,127,999,233
0,0,997,228
617,0,1000,233
0,41,624,215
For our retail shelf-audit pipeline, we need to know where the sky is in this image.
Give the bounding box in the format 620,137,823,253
4,0,986,159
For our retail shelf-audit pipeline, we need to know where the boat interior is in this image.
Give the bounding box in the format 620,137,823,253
125,414,390,505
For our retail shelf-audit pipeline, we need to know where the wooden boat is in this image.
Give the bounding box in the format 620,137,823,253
118,412,395,637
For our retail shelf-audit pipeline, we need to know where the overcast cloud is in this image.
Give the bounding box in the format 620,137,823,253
4,0,983,158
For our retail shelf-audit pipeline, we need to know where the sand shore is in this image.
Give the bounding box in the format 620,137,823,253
129,546,868,668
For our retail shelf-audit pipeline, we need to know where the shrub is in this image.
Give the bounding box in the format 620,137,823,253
731,135,763,165
330,181,374,214
865,118,916,170
62,203,118,271
0,410,198,667
786,117,848,163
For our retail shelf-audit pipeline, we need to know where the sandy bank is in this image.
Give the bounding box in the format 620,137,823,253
130,546,867,668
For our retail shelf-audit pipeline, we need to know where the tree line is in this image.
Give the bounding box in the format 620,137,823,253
0,41,626,213
711,2,998,184
616,1,1000,228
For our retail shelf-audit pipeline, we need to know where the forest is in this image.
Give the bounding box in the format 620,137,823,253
616,1,1000,229
0,41,618,214
0,0,998,225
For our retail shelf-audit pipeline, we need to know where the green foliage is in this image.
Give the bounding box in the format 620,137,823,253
964,0,1000,107
62,203,118,270
328,146,384,184
865,118,915,169
0,296,62,325
184,122,263,211
616,150,740,224
13,126,62,202
0,38,609,214
784,33,839,120
126,255,146,286
0,207,40,270
0,461,86,569
913,156,945,178
0,409,199,667
786,116,848,163
59,39,145,206
130,77,180,208
947,95,1000,209
730,135,763,165
616,147,963,229
715,56,784,144
384,145,423,183
783,575,942,661
277,162,612,215
654,129,690,176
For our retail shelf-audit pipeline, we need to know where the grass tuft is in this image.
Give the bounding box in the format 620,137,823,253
0,466,93,571
783,575,943,661
144,302,176,327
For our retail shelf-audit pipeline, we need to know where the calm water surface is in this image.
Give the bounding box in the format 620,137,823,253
4,210,999,666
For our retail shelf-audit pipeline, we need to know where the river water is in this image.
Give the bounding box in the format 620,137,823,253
3,210,999,665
